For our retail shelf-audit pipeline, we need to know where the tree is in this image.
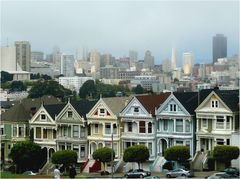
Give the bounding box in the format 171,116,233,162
52,150,78,172
79,80,96,99
92,147,115,173
213,145,239,168
164,146,190,165
1,71,13,83
30,73,52,80
132,84,144,94
9,141,46,173
123,145,149,169
10,81,27,92
28,80,72,99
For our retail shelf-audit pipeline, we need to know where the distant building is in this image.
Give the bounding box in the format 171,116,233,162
59,76,94,93
183,52,194,75
76,47,88,61
15,41,31,72
144,50,154,69
61,54,75,77
90,49,101,73
162,59,171,73
100,65,119,79
129,50,138,67
52,47,61,71
45,54,53,63
100,53,115,67
31,51,44,62
199,63,206,80
212,34,227,64
131,75,158,91
171,48,177,70
1,46,17,71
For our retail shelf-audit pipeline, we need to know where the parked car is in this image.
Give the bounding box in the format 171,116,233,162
206,172,231,179
22,171,37,175
166,168,193,178
125,169,151,178
223,167,239,176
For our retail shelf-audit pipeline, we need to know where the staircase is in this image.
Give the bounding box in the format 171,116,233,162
82,159,95,173
150,156,166,172
39,161,55,175
192,151,205,171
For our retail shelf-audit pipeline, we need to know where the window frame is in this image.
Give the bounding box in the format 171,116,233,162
176,119,183,132
41,114,46,120
73,125,79,138
94,124,99,134
68,111,73,118
127,122,132,132
105,123,111,135
139,121,146,133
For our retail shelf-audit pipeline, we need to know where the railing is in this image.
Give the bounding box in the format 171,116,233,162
80,159,89,173
149,156,160,171
89,160,101,172
114,159,122,172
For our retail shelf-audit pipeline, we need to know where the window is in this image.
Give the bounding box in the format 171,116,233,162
36,127,41,138
113,124,117,134
185,120,190,132
163,120,168,131
53,130,56,139
127,122,132,132
134,107,139,113
148,123,152,133
202,119,207,128
148,143,152,155
41,114,46,120
43,129,47,138
105,123,111,134
25,126,29,136
226,116,231,129
0,125,4,135
114,143,118,155
226,139,230,145
216,138,224,145
176,140,184,145
13,126,17,137
73,145,79,157
100,108,105,114
67,144,71,150
139,121,146,133
211,100,219,108
63,126,68,136
73,125,79,138
68,111,73,118
176,119,183,132
216,116,224,129
80,127,85,137
18,126,24,137
80,146,85,157
94,124,99,134
185,141,190,147
170,104,177,112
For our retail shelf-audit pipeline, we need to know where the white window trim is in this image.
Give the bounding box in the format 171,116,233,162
40,113,47,121
201,118,208,129
94,124,99,134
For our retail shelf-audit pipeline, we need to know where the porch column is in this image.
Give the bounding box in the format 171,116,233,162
208,139,211,150
47,148,49,161
34,127,36,139
41,128,43,139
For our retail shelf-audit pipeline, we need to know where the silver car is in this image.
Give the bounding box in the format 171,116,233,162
166,168,192,178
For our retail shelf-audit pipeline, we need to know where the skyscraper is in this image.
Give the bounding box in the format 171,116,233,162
183,52,194,75
52,47,61,70
90,49,101,73
1,46,17,71
129,50,138,67
15,41,31,72
144,50,154,69
61,54,75,77
171,48,177,70
212,34,227,64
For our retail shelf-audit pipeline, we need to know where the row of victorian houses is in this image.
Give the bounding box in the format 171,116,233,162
0,89,239,172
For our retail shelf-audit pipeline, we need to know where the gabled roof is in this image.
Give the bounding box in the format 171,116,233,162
102,97,130,115
43,104,66,119
135,93,171,115
173,92,198,114
199,89,239,112
70,100,97,118
1,103,30,122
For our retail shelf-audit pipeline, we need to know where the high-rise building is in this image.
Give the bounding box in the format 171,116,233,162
61,54,75,77
183,52,194,75
199,63,206,80
129,50,138,67
171,48,177,70
144,50,154,69
15,41,31,72
90,49,100,73
52,47,61,70
1,46,17,71
76,47,88,61
162,59,171,73
31,51,44,62
212,34,227,64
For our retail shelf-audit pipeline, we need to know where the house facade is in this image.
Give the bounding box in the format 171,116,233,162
120,94,170,161
86,97,129,160
156,92,198,157
195,90,239,152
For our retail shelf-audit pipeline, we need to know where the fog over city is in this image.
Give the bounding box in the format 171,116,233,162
1,0,239,65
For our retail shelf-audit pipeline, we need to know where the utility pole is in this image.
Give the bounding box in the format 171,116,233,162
111,132,114,178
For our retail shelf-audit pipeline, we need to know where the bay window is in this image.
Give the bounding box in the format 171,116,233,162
176,119,183,132
139,121,146,133
105,123,111,134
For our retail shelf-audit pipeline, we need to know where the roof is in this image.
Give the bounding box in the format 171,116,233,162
199,89,239,112
43,104,66,119
135,92,171,115
70,100,98,118
102,97,131,115
1,103,30,122
173,92,198,114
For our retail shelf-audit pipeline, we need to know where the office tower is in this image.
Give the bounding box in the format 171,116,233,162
61,54,75,77
76,47,88,61
45,54,53,63
1,46,17,71
101,53,114,67
52,47,61,69
144,50,154,69
129,50,138,67
162,59,171,73
171,48,177,70
90,49,100,73
212,34,227,64
183,52,194,75
15,41,31,71
199,63,206,80
31,51,44,62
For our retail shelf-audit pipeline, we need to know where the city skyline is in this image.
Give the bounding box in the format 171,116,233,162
1,1,239,65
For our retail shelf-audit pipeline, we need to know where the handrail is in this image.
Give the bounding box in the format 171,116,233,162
80,159,89,173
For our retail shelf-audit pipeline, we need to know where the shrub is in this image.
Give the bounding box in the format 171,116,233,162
164,146,190,164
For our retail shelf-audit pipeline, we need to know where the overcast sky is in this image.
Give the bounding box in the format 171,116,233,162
1,0,239,65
